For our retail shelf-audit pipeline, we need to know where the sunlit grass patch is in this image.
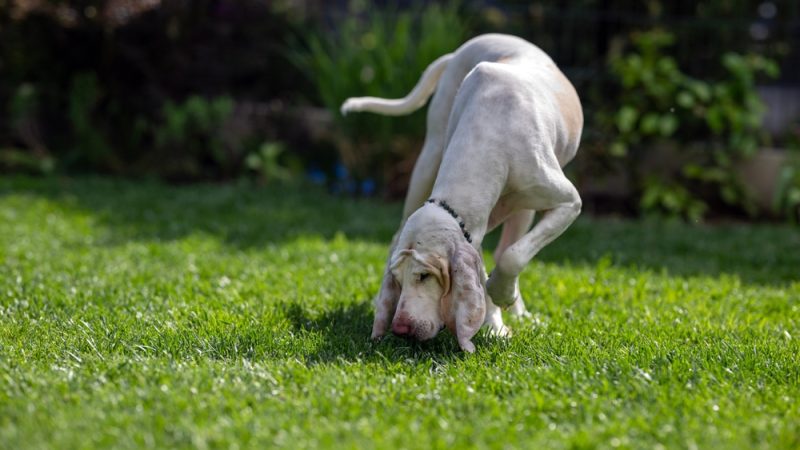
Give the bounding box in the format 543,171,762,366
1,177,798,449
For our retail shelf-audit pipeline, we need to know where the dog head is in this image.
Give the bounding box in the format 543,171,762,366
374,219,487,352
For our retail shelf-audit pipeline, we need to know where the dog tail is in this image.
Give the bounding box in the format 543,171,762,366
340,53,453,116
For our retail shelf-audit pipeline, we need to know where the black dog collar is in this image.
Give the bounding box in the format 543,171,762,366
426,198,472,243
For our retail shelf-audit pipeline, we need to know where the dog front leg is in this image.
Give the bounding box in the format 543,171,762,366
491,210,535,316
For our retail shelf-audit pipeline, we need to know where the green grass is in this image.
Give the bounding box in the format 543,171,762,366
1,176,798,449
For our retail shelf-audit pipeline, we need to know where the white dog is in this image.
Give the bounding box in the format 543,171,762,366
341,34,582,352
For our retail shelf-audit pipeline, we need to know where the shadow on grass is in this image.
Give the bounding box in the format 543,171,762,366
283,301,473,364
142,301,477,364
3,176,798,286
0,176,400,247
532,217,800,286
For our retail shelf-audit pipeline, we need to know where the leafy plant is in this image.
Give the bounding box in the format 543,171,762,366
153,95,235,178
640,176,708,223
245,141,301,183
2,83,54,174
0,1,306,179
774,153,800,223
609,31,686,157
607,29,778,220
68,72,112,168
289,0,467,181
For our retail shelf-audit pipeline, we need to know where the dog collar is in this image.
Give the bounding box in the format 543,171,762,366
426,198,472,243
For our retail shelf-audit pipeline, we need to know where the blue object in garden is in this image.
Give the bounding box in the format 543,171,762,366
329,162,375,196
361,179,376,196
335,163,349,181
307,168,327,185
344,179,357,195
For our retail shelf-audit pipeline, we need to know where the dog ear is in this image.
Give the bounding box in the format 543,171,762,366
371,267,400,339
441,241,486,353
372,250,412,339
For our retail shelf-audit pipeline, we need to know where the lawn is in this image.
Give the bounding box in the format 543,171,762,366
1,177,798,449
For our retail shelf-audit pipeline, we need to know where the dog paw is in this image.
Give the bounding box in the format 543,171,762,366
458,338,476,353
507,296,531,318
488,323,512,338
483,309,512,338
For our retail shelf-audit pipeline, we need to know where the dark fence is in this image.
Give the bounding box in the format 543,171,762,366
318,0,800,134
3,0,799,187
470,2,800,78
464,1,800,135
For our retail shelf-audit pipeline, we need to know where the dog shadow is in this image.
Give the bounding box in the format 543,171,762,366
282,301,496,365
145,301,502,364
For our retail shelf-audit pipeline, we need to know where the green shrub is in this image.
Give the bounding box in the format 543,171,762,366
245,141,303,184
606,29,778,220
67,72,113,168
2,83,54,174
152,95,236,178
774,152,800,223
0,1,306,178
290,1,468,181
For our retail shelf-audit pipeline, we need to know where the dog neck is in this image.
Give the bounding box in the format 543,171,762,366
425,199,472,243
397,203,470,253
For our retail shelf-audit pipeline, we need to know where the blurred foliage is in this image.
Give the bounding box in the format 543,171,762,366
476,0,794,80
3,82,54,173
245,141,303,184
289,0,467,181
603,30,778,220
153,95,236,178
779,124,800,221
774,152,800,222
0,0,305,179
478,0,797,222
67,72,112,168
0,0,798,221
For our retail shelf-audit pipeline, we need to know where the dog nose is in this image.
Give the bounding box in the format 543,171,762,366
392,322,411,336
392,320,412,337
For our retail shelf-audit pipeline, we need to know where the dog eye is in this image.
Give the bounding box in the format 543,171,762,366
418,273,430,283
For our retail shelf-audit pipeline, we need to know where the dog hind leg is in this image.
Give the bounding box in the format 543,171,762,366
487,175,581,308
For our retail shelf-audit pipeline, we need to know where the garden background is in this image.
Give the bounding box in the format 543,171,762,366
2,0,800,220
1,1,799,449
